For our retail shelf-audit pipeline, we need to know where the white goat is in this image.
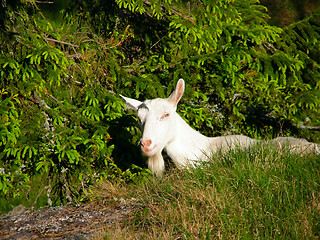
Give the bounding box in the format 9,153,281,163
121,79,319,176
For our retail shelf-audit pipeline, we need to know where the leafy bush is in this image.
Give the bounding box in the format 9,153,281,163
0,90,29,197
70,0,320,138
0,3,148,206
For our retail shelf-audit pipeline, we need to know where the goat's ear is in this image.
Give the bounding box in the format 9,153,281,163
120,95,142,111
168,79,185,107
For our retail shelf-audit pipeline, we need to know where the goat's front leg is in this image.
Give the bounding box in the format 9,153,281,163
148,152,165,177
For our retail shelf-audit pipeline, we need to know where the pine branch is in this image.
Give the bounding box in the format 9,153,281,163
34,91,50,109
142,0,194,22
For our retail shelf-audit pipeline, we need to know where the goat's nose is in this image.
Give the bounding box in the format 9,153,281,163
141,139,152,148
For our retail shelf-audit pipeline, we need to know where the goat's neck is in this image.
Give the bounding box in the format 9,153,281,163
165,113,211,166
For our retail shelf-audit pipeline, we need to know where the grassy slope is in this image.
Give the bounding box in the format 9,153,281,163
99,145,320,239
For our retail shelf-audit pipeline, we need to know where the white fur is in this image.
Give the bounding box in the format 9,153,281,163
121,79,319,176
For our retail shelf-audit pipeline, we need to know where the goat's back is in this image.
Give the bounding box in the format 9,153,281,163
209,135,319,155
269,137,320,154
209,135,259,152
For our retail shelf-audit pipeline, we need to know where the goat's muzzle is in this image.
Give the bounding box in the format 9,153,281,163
141,139,156,156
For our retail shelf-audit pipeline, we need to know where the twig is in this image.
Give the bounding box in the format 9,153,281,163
142,0,194,22
45,37,80,48
150,36,165,49
108,25,132,49
33,91,56,150
298,118,320,131
47,179,53,207
27,0,54,4
263,42,277,52
298,123,320,131
61,167,74,204
46,92,63,105
31,186,49,210
34,91,50,109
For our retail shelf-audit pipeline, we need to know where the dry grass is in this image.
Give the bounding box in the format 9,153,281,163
93,146,320,239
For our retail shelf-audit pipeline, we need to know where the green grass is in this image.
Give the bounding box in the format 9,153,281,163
100,145,320,239
0,174,49,214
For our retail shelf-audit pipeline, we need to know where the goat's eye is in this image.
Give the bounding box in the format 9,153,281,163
160,113,170,120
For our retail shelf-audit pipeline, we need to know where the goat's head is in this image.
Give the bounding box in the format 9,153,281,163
120,79,185,157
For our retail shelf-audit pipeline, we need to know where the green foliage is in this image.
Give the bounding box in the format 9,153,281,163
0,2,148,207
0,90,29,197
72,0,320,138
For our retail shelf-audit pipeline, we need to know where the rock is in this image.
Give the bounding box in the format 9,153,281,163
0,201,137,239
